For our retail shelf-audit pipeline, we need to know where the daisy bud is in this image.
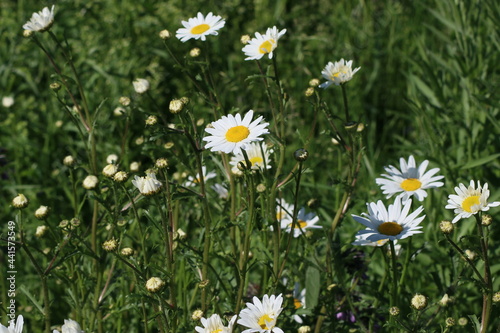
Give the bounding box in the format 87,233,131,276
146,277,165,293
357,123,365,132
106,154,119,164
50,82,61,91
196,118,205,127
63,155,75,167
133,78,150,94
159,29,171,40
55,120,63,127
445,317,455,327
294,148,309,162
389,306,400,316
83,175,99,190
102,238,118,252
305,87,315,97
180,96,189,105
102,164,118,178
164,142,174,149
492,292,500,303
191,309,203,321
119,96,131,106
135,136,144,145
113,171,128,182
458,317,468,326
482,214,492,226
189,47,201,57
70,218,80,227
114,106,126,116
23,29,34,37
145,115,158,126
35,225,49,238
35,205,50,219
240,34,251,44
465,249,476,261
256,184,266,193
12,194,29,209
176,228,187,240
309,78,320,87
298,326,311,333
439,220,454,234
156,158,169,169
411,294,427,310
130,161,140,172
198,280,209,289
439,293,453,306
169,99,184,114
117,219,127,227
120,247,134,257
59,220,69,228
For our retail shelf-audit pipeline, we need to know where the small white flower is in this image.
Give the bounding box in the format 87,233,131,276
184,166,217,187
319,58,360,88
132,172,162,195
23,5,55,32
230,142,272,174
176,12,225,42
0,315,23,333
238,294,284,333
352,197,425,242
375,155,444,202
133,78,150,94
2,96,14,108
242,26,286,61
52,318,84,333
281,208,321,238
203,110,269,155
211,183,229,199
195,314,237,333
445,180,500,223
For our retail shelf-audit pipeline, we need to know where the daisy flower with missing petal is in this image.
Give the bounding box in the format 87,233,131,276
176,12,225,42
203,110,269,154
352,197,425,242
195,314,237,333
238,294,284,333
1,315,23,333
184,166,217,187
242,26,287,61
132,172,162,195
23,5,55,32
319,59,360,88
230,142,272,175
281,208,321,238
375,155,444,202
445,180,500,223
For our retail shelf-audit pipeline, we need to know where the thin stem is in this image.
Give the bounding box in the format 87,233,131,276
476,215,492,333
341,84,350,123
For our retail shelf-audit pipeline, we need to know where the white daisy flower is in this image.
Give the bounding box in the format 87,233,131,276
292,284,306,324
352,197,425,242
281,208,321,238
242,26,287,60
230,142,272,175
184,166,217,187
445,180,500,223
23,5,55,32
238,294,284,333
133,78,150,94
375,155,444,202
195,313,237,333
176,12,225,42
203,110,269,155
319,58,361,88
132,172,162,195
52,319,84,333
1,315,23,333
276,198,294,225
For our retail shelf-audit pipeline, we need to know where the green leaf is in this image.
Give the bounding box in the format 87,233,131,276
305,266,320,309
460,153,500,169
468,314,481,333
19,285,44,315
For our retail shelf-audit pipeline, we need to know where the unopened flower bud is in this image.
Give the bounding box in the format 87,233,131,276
164,142,174,149
119,96,131,106
133,78,150,94
113,171,128,182
169,99,184,114
70,218,80,227
156,158,168,169
189,48,201,57
50,82,61,91
240,34,251,44
256,184,266,193
305,87,315,97
12,194,29,209
465,249,476,261
180,96,189,105
135,136,144,145
83,175,99,189
130,161,140,172
198,280,209,289
59,220,69,228
298,326,311,333
35,225,49,238
35,205,50,219
191,309,203,321
445,317,455,327
357,123,365,132
439,293,453,306
102,238,118,252
146,277,164,293
63,155,75,167
294,148,309,162
176,228,187,240
121,247,134,257
114,107,126,116
309,78,320,87
440,220,454,234
411,294,427,310
389,307,400,316
23,30,34,38
146,115,158,126
482,214,492,226
102,164,118,178
492,292,500,303
106,154,118,164
458,317,468,326
159,29,171,40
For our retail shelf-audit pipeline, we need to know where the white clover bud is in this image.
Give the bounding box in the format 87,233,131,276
146,277,164,293
133,78,150,94
83,175,99,190
35,205,50,219
12,194,29,209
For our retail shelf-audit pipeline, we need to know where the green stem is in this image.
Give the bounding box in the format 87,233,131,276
341,84,350,123
476,215,492,333
389,240,399,321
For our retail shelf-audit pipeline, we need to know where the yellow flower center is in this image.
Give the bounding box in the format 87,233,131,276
378,222,403,236
211,330,222,333
249,156,264,166
294,298,303,309
400,178,422,191
259,40,274,54
462,195,480,213
289,220,307,229
225,125,250,142
191,24,210,35
258,314,273,329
